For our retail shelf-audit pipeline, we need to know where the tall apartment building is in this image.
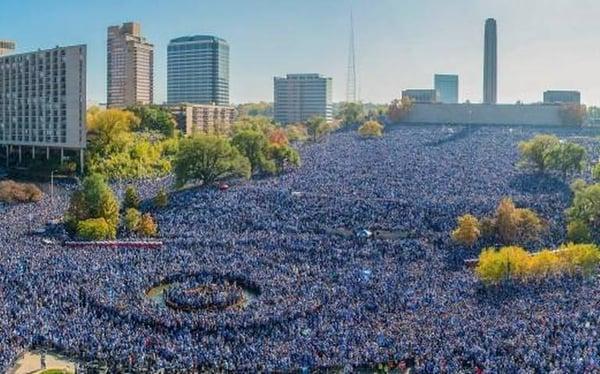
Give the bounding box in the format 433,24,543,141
0,45,87,170
543,90,581,105
274,74,333,125
107,22,154,108
402,89,438,103
170,104,236,136
167,35,229,106
434,74,459,104
483,18,498,104
0,41,15,57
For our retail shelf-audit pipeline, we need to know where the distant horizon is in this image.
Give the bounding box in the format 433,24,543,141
3,0,600,105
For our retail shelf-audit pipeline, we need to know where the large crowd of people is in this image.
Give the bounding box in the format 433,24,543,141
1,126,600,372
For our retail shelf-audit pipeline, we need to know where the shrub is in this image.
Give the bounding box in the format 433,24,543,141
517,134,560,173
124,208,141,232
122,185,141,210
154,188,169,208
137,213,158,237
567,220,592,244
77,218,115,241
451,214,480,247
0,180,43,203
475,246,530,285
64,174,119,235
475,244,600,285
358,120,384,138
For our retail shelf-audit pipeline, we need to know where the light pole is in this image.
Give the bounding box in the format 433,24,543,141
50,170,56,203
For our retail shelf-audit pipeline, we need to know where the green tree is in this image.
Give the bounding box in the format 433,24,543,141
154,188,169,208
232,116,275,136
358,120,384,138
306,116,330,142
87,108,139,156
77,218,115,240
338,102,365,126
267,144,301,174
567,220,592,244
123,208,142,232
567,183,600,233
127,105,176,137
236,102,274,118
517,134,560,173
592,164,600,183
232,129,276,175
122,185,141,210
173,134,251,188
65,174,119,235
544,142,586,177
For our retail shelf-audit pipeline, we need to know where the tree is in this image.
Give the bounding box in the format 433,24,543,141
496,198,518,244
559,104,587,127
544,142,586,177
517,134,560,173
475,246,531,284
173,134,251,188
127,105,176,137
387,97,413,123
286,124,309,142
567,184,600,233
559,243,600,275
232,116,275,136
567,220,592,244
484,198,544,245
64,174,119,235
592,164,600,183
122,185,141,210
154,188,169,208
306,116,330,142
358,120,384,138
338,102,365,127
87,108,139,156
124,208,142,232
232,129,275,175
268,128,289,147
77,218,115,240
451,214,481,247
236,102,273,118
137,213,158,237
528,250,563,279
571,178,588,193
267,144,301,174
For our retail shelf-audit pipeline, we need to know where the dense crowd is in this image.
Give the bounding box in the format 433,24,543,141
1,126,600,372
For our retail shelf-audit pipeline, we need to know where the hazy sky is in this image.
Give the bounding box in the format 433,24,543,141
1,0,600,105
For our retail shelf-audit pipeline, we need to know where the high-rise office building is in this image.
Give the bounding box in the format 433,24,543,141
107,22,154,108
0,45,87,169
434,74,459,104
167,35,230,106
0,41,15,57
543,90,581,105
402,89,438,103
274,74,333,125
483,18,497,104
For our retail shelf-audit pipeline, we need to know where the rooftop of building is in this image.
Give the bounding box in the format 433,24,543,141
169,35,228,44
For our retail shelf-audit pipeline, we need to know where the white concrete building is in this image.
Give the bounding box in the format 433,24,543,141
0,45,87,169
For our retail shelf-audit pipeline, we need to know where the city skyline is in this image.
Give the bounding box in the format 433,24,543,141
3,0,600,105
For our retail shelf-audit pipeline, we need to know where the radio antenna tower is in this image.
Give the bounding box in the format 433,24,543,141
346,10,358,103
